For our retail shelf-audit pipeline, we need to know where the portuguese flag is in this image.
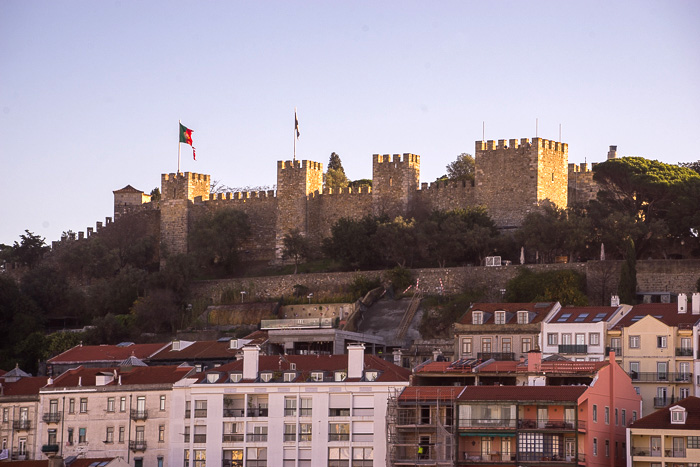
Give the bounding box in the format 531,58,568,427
179,123,196,160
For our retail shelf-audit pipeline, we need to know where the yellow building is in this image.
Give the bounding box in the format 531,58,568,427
607,302,697,416
628,396,700,466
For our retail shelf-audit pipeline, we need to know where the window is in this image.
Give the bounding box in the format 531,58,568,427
622,409,627,426
629,361,640,379
353,447,373,467
183,450,190,467
522,338,532,353
2,408,8,422
517,311,529,324
80,398,88,413
592,405,597,422
159,425,165,442
284,423,296,442
335,371,347,382
283,372,296,382
184,426,190,443
230,373,242,383
502,338,512,354
78,427,87,444
67,428,73,445
193,449,206,467
472,311,483,325
107,397,115,412
193,425,207,443
105,426,114,443
246,447,266,467
495,311,506,324
657,336,667,348
160,395,166,411
300,398,312,417
632,411,637,422
119,426,125,443
658,362,669,380
547,333,558,346
18,438,26,456
261,372,273,382
299,423,312,442
329,394,351,417
328,447,350,467
481,338,492,353
69,399,75,414
194,400,207,418
605,407,610,424
352,421,373,442
461,338,472,355
615,408,618,425
688,436,700,448
120,397,126,412
681,387,690,399
605,439,610,457
47,428,57,445
311,372,324,382
365,371,378,381
329,423,350,441
629,335,640,348
671,408,687,424
590,333,600,346
593,438,598,456
284,397,297,417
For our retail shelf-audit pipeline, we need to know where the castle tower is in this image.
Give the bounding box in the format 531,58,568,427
275,160,324,258
112,185,151,220
474,138,568,228
159,172,211,260
371,153,420,218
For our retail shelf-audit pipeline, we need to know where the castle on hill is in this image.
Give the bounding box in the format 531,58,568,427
112,138,615,262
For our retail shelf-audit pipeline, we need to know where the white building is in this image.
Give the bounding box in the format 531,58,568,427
169,344,410,467
541,305,629,361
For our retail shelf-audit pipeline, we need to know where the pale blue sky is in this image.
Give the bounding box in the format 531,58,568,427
1,0,699,246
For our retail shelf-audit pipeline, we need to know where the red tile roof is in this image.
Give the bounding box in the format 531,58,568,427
631,396,700,430
456,385,587,402
149,340,242,361
549,306,620,323
47,365,194,388
458,302,557,325
614,303,700,329
398,386,464,402
0,376,48,396
48,343,168,364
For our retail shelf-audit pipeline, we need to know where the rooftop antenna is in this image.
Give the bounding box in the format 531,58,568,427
559,123,562,142
482,121,485,141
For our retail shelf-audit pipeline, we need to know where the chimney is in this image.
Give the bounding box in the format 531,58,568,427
693,293,700,315
242,345,260,380
229,339,238,350
527,350,542,373
678,293,688,314
393,349,402,366
611,295,620,307
607,145,617,160
432,348,442,361
347,344,366,379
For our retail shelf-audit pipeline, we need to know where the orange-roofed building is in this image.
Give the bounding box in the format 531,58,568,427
46,342,168,377
0,367,48,461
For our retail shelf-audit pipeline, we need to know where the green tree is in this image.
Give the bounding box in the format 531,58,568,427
322,215,385,270
516,204,591,263
10,230,49,267
131,289,182,334
618,238,637,305
326,152,349,190
678,161,700,175
504,269,588,306
282,229,312,274
149,187,161,202
348,179,371,190
446,153,475,184
374,217,419,268
189,208,251,276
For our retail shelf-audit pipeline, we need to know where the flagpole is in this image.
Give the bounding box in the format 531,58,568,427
293,107,297,163
178,120,182,173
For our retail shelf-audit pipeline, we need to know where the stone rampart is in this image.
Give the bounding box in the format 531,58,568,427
568,163,599,205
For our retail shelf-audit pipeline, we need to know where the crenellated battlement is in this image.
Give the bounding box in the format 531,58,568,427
277,160,324,172
476,137,568,154
208,190,277,201
372,153,420,165
161,171,211,182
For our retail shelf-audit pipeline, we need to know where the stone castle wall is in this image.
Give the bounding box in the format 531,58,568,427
568,162,599,205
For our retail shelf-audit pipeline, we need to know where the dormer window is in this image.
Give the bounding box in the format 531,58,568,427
365,371,378,382
335,371,347,382
472,311,483,325
290,363,296,371
229,339,238,350
311,372,324,382
172,340,181,351
517,311,529,324
206,373,219,383
284,372,296,382
230,373,242,383
494,311,506,325
670,406,687,424
260,373,273,383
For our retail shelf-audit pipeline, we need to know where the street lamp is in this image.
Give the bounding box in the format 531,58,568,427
240,291,246,303
307,293,313,304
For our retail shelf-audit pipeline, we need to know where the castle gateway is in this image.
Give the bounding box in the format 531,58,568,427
115,138,573,262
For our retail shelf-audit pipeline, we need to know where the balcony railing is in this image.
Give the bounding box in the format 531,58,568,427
193,434,207,443
247,408,268,417
283,433,296,442
328,433,350,441
461,452,515,462
518,419,575,430
477,352,515,361
42,412,62,424
222,433,244,442
129,440,147,451
13,420,30,430
223,408,246,418
653,396,682,408
558,344,587,354
130,409,148,421
459,418,517,429
194,409,208,418
676,348,694,357
628,371,692,382
246,433,268,442
41,444,59,454
606,346,622,356
630,447,661,457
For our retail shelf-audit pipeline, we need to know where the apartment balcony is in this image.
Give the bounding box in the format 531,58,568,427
130,409,148,421
246,433,268,442
676,347,694,357
458,419,516,430
460,451,515,463
247,408,268,417
605,346,622,356
558,344,587,354
518,419,576,430
42,412,62,424
477,352,515,361
129,440,147,451
194,409,208,418
223,408,245,418
12,420,30,431
653,396,682,408
222,433,244,443
628,371,692,382
193,434,207,444
41,444,59,455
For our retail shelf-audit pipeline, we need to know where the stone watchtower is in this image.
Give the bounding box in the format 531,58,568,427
275,160,324,257
160,172,211,258
371,153,420,218
475,138,568,228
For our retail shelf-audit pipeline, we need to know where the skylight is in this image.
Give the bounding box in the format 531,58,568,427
591,313,607,322
557,313,572,322
630,315,644,322
574,313,589,322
